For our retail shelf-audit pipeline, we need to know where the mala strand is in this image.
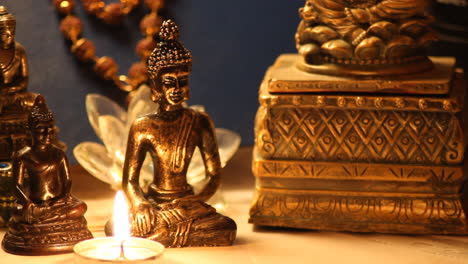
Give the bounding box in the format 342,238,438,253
52,0,165,92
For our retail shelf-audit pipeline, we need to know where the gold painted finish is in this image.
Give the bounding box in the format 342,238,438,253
254,157,465,194
250,187,467,234
249,53,468,234
296,0,437,76
114,20,236,247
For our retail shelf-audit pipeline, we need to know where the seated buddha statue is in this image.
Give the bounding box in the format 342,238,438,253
2,96,93,255
115,20,236,248
0,6,35,111
296,0,437,75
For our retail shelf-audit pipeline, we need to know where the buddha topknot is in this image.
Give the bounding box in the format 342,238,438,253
0,6,15,28
29,95,54,127
148,20,192,76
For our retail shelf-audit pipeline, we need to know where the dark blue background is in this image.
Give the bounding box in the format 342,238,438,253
2,0,303,163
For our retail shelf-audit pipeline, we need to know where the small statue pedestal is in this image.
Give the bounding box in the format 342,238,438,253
2,217,92,255
249,54,468,234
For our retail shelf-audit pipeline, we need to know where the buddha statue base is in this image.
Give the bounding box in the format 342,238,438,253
105,199,237,248
297,56,435,77
2,217,93,255
249,54,468,234
1,95,93,255
267,55,456,95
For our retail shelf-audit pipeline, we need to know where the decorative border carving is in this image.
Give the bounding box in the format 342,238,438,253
249,188,468,234
253,158,465,193
3,217,93,246
254,158,464,181
260,92,463,112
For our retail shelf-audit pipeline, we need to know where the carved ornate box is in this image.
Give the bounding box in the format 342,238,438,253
0,110,30,227
249,54,468,234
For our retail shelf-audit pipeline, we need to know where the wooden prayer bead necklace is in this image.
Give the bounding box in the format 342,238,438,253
52,0,164,92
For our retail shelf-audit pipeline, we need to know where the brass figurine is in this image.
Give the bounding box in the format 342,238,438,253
0,6,39,226
296,0,437,76
2,96,93,255
108,20,236,247
249,1,468,234
0,6,28,93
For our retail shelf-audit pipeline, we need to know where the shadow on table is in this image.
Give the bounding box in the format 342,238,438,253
222,147,255,191
252,225,320,234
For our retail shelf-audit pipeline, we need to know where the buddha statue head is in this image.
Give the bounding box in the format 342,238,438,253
148,20,192,108
29,96,55,147
0,6,15,50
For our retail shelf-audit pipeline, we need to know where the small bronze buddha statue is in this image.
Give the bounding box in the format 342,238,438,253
2,96,93,255
109,20,236,247
0,6,40,226
0,6,28,95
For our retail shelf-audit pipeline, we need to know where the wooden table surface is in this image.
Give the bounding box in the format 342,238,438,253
1,147,468,264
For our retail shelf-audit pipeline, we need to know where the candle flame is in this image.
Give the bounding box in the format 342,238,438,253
113,191,131,240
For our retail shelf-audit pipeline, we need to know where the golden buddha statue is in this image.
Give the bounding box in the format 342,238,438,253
0,6,39,226
296,0,437,75
114,20,236,248
2,96,93,255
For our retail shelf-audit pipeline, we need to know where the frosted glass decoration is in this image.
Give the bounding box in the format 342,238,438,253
74,85,241,211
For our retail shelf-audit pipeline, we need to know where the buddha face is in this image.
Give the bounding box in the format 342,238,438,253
151,65,190,106
0,25,15,49
32,121,55,146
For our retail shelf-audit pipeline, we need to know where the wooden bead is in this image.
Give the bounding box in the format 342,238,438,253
60,15,82,41
82,0,105,15
128,62,148,85
116,83,136,92
136,38,156,59
122,0,140,9
71,38,96,62
99,3,125,24
94,56,119,80
53,0,75,14
145,0,164,11
140,13,162,36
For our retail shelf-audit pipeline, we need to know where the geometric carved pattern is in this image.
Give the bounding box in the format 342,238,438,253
257,108,464,165
249,188,468,234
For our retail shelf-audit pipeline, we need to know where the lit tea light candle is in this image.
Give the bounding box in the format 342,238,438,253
74,191,164,263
